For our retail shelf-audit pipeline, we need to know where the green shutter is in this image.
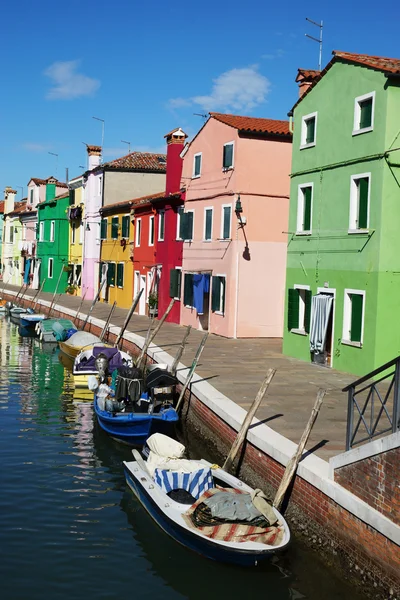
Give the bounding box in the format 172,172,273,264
360,98,372,129
107,263,116,286
211,276,221,312
223,144,233,168
187,212,193,240
220,277,225,313
194,154,201,176
111,217,119,239
179,212,186,240
117,263,124,287
170,269,179,298
101,219,107,239
223,206,231,239
69,189,75,204
304,289,312,333
350,294,363,343
205,209,212,240
287,288,300,330
303,187,312,231
306,118,315,144
183,273,194,306
121,216,130,238
357,178,369,229
180,213,192,240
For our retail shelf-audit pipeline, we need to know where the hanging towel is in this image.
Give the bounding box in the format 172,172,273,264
23,259,31,285
309,294,333,354
193,274,205,314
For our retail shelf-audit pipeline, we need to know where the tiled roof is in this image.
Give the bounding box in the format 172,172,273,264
8,201,27,215
100,152,167,173
100,199,133,215
30,177,68,188
295,69,321,82
0,201,4,214
131,191,166,208
210,112,291,136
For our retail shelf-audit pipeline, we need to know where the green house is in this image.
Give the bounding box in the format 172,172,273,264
36,178,70,293
283,51,400,377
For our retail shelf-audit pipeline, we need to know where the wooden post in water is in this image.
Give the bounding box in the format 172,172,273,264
222,368,276,473
81,279,106,331
73,289,87,326
135,298,175,371
273,388,326,511
114,289,143,348
48,293,62,317
32,279,46,311
14,284,25,304
171,325,192,376
175,332,209,413
47,266,65,315
100,301,117,341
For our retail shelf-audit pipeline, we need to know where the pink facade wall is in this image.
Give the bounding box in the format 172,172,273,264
180,118,291,338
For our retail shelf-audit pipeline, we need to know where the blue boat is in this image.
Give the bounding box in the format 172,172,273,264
20,313,46,328
94,364,179,446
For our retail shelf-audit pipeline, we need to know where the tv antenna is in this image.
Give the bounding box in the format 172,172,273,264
305,18,323,71
193,113,208,120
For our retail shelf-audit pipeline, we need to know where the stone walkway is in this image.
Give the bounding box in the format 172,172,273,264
2,284,357,461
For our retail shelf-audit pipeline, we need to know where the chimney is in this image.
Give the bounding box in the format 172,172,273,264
296,69,321,98
46,177,57,202
87,145,102,171
4,187,16,214
164,128,188,196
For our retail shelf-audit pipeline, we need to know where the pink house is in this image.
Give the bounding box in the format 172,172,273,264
179,113,292,338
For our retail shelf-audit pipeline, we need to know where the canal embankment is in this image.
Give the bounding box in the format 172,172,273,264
2,284,400,599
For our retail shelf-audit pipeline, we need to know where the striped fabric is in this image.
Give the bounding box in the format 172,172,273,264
154,467,214,500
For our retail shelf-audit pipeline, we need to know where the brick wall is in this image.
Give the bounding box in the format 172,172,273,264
334,447,400,526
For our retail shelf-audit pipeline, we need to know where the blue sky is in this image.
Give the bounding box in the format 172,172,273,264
2,0,399,199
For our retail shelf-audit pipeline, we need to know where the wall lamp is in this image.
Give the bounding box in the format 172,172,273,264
235,194,243,214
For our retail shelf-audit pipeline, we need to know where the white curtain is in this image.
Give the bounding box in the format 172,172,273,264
309,294,333,354
32,260,40,290
100,264,108,300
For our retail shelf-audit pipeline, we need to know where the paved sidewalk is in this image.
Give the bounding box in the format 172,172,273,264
3,284,356,461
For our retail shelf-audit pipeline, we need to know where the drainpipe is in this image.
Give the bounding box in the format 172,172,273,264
288,110,294,134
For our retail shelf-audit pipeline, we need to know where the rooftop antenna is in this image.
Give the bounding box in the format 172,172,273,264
121,139,131,154
193,113,208,120
65,167,69,184
92,116,105,162
305,18,323,71
48,152,59,177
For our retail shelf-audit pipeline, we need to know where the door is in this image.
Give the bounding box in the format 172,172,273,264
139,275,146,315
198,274,211,331
310,292,334,367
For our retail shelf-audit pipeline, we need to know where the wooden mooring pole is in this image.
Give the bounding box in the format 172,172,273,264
73,289,87,326
100,301,117,341
222,368,276,473
114,289,143,348
81,279,106,331
175,332,209,413
135,298,175,371
171,325,192,376
273,388,326,511
32,279,46,311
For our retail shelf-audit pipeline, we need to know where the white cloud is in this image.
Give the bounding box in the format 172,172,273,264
44,60,100,100
262,49,285,60
169,66,270,113
22,142,52,152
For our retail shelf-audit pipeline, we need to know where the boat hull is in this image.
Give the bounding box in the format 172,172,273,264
20,315,46,328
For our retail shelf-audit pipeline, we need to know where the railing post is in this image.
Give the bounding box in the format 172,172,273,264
346,386,355,451
392,359,400,433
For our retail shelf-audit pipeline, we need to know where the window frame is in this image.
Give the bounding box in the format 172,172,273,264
178,209,194,242
121,214,130,239
220,204,232,240
171,266,182,300
117,262,124,288
158,209,165,241
71,222,76,244
111,216,119,240
101,218,108,240
149,215,155,246
349,172,371,233
29,189,34,205
353,91,375,136
290,284,311,335
222,141,234,170
176,206,184,240
300,111,317,149
48,257,53,279
203,207,213,242
193,152,202,178
50,220,55,242
342,289,366,347
107,261,116,287
135,218,141,247
39,221,44,242
296,182,313,235
212,274,226,315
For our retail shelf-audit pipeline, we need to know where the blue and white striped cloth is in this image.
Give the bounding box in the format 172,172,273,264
154,466,214,499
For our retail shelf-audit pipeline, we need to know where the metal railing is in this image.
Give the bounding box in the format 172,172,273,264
343,356,400,450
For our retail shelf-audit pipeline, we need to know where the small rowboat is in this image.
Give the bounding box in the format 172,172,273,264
59,331,107,359
123,438,290,566
20,313,46,328
73,346,133,388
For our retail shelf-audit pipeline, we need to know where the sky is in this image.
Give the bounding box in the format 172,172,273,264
1,0,399,199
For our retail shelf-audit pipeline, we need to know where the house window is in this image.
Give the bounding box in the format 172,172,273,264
211,275,226,314
221,205,232,240
74,264,82,286
169,267,182,299
287,286,312,333
342,289,365,346
179,211,194,241
39,222,44,242
176,207,184,239
101,218,108,240
9,225,14,244
50,220,55,242
204,207,213,241
135,218,141,247
71,223,76,244
117,263,124,288
183,273,194,307
22,224,26,239
158,210,165,241
121,215,130,238
96,222,101,245
111,217,119,239
296,184,313,233
349,174,370,231
353,92,375,135
149,216,155,246
29,189,34,205
79,221,84,244
300,112,317,148
223,142,234,170
193,153,202,178
98,176,103,196
107,262,116,287
48,258,53,279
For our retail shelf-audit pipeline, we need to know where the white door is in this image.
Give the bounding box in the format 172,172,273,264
134,271,140,311
139,275,146,315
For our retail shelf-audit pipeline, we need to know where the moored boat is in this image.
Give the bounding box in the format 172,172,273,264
59,330,105,359
20,313,46,328
73,346,133,388
123,434,290,565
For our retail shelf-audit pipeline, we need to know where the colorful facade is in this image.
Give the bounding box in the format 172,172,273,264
283,51,400,375
2,188,26,286
67,175,85,296
179,113,292,337
0,200,4,276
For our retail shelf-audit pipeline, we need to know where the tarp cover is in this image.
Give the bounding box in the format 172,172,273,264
154,465,213,499
75,347,132,372
65,331,101,348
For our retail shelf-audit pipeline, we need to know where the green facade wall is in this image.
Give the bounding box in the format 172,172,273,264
283,61,400,376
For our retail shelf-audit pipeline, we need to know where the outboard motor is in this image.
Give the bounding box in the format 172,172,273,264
5,301,13,314
95,353,110,383
145,365,178,413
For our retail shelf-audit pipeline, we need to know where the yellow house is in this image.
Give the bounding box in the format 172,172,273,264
67,175,85,296
99,199,134,309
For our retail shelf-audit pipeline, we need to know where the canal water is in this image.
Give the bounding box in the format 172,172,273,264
0,317,363,600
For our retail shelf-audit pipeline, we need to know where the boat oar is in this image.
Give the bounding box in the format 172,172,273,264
114,288,143,348
273,388,326,511
135,298,175,371
32,279,46,311
222,368,276,473
175,332,209,413
73,289,87,326
171,325,192,376
100,301,117,341
81,278,106,331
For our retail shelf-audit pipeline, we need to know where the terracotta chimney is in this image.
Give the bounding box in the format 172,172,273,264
164,128,188,196
296,69,321,98
4,187,16,214
87,145,102,171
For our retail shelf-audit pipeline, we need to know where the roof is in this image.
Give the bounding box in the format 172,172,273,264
290,50,400,114
209,112,291,137
38,191,69,207
0,201,4,214
100,198,133,215
29,177,68,188
8,201,27,216
97,151,167,173
295,69,321,83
